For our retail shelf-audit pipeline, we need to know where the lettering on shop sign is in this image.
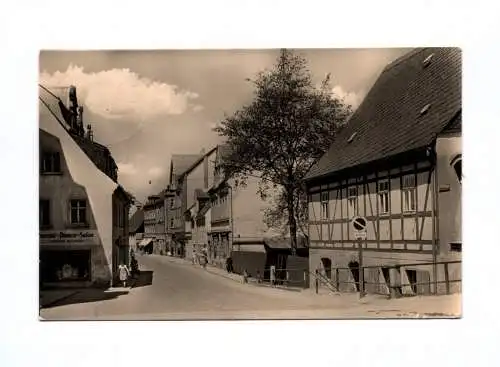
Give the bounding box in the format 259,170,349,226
40,230,98,244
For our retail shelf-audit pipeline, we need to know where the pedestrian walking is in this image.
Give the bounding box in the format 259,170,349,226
118,263,130,288
201,244,208,269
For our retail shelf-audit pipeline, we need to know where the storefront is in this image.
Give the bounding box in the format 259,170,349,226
40,249,91,283
39,229,100,288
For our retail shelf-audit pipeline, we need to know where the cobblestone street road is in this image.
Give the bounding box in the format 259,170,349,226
40,254,460,320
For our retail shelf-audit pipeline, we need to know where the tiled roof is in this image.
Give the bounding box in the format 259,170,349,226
171,154,201,177
39,85,118,182
129,208,144,234
196,202,211,220
217,143,233,164
305,47,462,182
195,188,209,200
441,110,462,134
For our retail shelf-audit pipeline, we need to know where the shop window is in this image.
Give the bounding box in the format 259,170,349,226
40,250,91,283
378,180,390,214
321,192,329,219
39,199,51,228
402,175,416,213
70,199,87,225
41,152,61,174
348,187,358,217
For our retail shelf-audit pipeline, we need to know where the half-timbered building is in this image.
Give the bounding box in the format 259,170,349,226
304,48,462,295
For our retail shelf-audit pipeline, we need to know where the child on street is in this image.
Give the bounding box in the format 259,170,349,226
118,263,130,288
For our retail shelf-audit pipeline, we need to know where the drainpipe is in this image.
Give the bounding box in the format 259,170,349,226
428,144,439,294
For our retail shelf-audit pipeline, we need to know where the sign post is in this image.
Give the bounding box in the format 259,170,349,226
352,216,367,298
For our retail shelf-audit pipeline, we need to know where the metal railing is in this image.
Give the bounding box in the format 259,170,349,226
312,260,461,298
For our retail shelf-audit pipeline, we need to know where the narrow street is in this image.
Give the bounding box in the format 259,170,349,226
40,254,460,320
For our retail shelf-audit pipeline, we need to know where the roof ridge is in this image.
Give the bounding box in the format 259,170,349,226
382,48,425,72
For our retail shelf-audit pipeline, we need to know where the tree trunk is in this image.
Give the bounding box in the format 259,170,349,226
287,190,298,256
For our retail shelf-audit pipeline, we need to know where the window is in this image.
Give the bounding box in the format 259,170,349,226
39,199,51,228
170,218,174,229
348,187,358,217
378,180,390,215
402,175,416,213
321,192,329,219
70,200,87,225
41,152,61,174
170,198,174,208
452,156,462,184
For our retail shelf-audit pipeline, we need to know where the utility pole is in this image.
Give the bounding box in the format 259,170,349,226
352,216,367,299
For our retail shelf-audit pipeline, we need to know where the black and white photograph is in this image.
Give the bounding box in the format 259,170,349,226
38,47,462,320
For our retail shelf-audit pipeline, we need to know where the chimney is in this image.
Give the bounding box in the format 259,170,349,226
86,124,94,141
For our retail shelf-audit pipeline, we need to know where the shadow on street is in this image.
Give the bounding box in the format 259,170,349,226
41,289,129,310
131,270,154,288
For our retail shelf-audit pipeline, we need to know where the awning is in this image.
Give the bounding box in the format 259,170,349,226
138,238,153,248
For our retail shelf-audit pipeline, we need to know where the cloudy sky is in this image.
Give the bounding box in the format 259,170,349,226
39,48,411,202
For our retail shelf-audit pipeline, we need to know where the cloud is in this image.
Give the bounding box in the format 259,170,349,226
331,85,361,109
39,64,201,120
147,166,164,178
117,162,138,175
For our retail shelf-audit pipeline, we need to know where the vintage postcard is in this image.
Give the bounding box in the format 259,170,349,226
38,48,461,320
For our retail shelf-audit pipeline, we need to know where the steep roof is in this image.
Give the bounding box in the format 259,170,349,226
441,109,462,134
129,208,144,234
217,143,233,164
196,202,211,220
39,85,118,181
195,188,209,200
182,146,218,176
305,48,462,182
171,154,201,177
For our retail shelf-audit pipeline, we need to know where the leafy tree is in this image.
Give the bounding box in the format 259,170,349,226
214,49,352,253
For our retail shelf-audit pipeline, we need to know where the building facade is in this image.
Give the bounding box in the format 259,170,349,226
304,48,462,295
143,193,166,254
165,149,216,257
128,207,144,252
208,144,284,270
39,85,131,289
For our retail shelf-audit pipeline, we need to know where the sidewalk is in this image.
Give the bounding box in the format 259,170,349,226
40,289,79,308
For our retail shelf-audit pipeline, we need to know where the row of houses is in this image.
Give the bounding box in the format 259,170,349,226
133,47,461,295
130,144,309,284
39,85,133,289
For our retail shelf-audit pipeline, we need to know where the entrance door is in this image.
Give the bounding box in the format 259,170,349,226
348,261,360,292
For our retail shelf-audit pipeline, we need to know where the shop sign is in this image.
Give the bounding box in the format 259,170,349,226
40,230,99,245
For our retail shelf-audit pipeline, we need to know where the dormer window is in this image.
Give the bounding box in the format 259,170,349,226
423,53,434,68
420,104,431,116
347,132,357,144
